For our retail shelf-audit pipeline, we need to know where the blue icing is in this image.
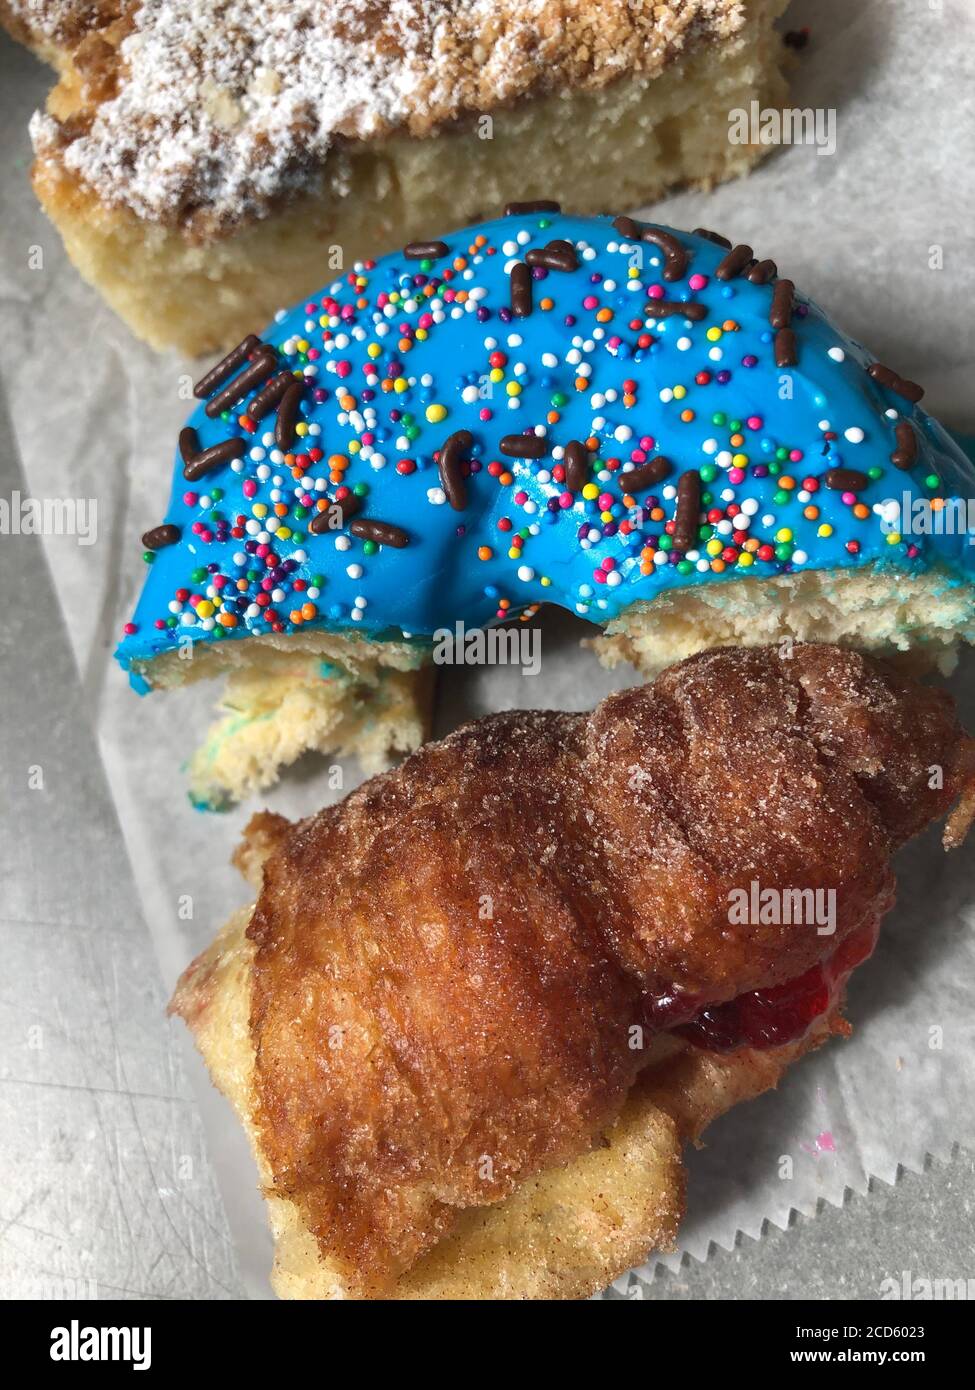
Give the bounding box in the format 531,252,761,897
116,213,975,684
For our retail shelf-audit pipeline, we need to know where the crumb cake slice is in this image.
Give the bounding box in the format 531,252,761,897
5,0,791,353
116,211,975,808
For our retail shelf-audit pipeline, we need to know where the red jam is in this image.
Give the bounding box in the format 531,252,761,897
644,917,881,1053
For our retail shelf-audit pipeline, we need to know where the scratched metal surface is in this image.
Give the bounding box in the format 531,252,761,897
1,12,974,1304
0,381,244,1300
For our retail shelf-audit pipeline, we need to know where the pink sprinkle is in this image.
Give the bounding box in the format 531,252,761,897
242,480,257,498
336,360,352,378
123,622,137,635
479,407,493,421
647,284,665,300
183,491,198,506
790,448,804,462
729,468,746,484
746,415,763,430
601,556,616,572
583,295,599,310
842,491,856,505
816,1131,837,1153
558,493,573,509
631,449,647,464
689,273,708,291
593,569,607,584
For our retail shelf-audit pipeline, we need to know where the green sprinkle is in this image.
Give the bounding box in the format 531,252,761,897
700,464,718,483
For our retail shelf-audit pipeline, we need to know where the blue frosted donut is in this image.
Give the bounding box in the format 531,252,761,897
117,209,975,687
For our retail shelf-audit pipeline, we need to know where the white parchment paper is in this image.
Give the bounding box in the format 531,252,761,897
1,0,973,1298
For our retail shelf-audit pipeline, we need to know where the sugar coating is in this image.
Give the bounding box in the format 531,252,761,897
21,0,747,229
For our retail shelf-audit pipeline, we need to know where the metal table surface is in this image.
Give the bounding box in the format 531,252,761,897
1,21,973,1302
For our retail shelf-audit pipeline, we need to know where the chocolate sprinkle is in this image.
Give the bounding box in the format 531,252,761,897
142,523,180,550
439,429,473,510
247,371,293,422
621,456,672,493
193,334,260,398
525,239,579,273
510,261,532,317
769,279,795,328
692,227,732,249
644,300,707,322
350,518,410,548
892,421,919,470
275,381,303,451
775,328,798,368
563,440,590,493
673,471,701,552
715,243,754,281
504,199,561,216
404,240,449,260
867,362,925,403
309,494,360,535
825,468,869,491
747,259,778,285
500,434,548,458
179,427,246,481
612,217,688,281
204,347,277,418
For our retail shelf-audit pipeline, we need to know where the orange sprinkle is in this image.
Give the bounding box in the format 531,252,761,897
539,297,554,311
596,307,613,323
710,558,727,573
301,603,318,622
575,377,588,391
477,546,493,561
547,410,561,425
499,471,513,486
803,504,820,520
853,503,870,520
730,433,745,447
329,454,348,471
779,475,796,490
680,409,695,423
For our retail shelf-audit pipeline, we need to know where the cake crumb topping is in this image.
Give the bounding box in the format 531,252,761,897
18,0,747,231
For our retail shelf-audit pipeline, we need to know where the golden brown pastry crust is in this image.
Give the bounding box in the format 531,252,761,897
171,897,843,1300
197,644,975,1297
